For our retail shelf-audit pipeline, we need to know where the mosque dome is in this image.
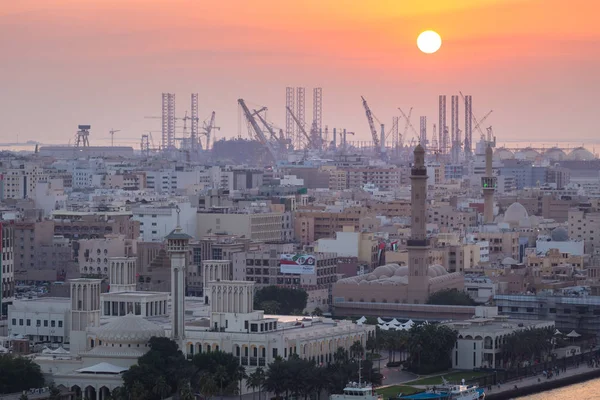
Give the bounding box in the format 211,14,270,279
427,265,448,277
96,313,165,344
502,257,518,266
567,147,595,161
504,202,529,225
550,227,569,242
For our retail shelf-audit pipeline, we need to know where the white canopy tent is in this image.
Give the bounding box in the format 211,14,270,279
76,362,128,375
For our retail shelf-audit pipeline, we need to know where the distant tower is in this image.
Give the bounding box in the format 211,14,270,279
464,95,473,158
438,96,446,154
75,125,91,148
69,278,101,354
451,95,460,162
419,116,427,148
482,145,497,224
202,260,231,303
108,257,137,293
191,93,199,152
166,208,192,341
285,88,296,147
407,144,430,303
312,88,323,144
296,87,306,149
162,93,176,150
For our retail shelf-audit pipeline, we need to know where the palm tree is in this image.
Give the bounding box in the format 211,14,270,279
152,376,171,400
247,367,266,400
197,372,219,400
264,359,288,399
350,341,364,360
214,365,229,399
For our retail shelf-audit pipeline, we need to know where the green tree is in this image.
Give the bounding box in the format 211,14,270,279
191,350,244,395
258,300,281,315
130,381,148,400
48,383,62,400
0,355,45,394
247,367,266,400
254,286,308,315
312,307,324,316
152,376,170,400
500,326,554,368
178,380,194,400
264,358,289,399
197,372,218,400
406,324,458,374
350,341,364,360
427,288,476,306
19,394,28,400
122,337,190,400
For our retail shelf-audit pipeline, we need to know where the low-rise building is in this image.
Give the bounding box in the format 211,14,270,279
445,310,554,369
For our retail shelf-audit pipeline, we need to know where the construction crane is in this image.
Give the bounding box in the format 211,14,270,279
361,96,381,157
201,112,220,150
286,106,316,150
473,110,493,138
398,108,420,147
253,109,288,150
400,107,413,148
238,99,280,162
109,129,121,147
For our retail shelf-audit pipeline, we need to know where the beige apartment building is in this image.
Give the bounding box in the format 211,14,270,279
294,206,375,242
77,235,136,276
569,209,600,254
526,248,584,278
197,211,291,242
366,200,412,218
316,227,379,269
428,204,478,230
470,231,519,264
51,211,140,240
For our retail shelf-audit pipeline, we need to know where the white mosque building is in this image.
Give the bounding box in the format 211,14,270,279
34,223,374,399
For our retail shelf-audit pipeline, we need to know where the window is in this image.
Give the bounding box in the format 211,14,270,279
26,319,31,326
549,308,557,314
250,324,258,332
511,307,518,312
11,318,15,325
526,308,534,313
58,321,63,328
44,320,48,327
51,320,56,327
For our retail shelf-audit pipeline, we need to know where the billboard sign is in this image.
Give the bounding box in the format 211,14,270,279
279,254,316,274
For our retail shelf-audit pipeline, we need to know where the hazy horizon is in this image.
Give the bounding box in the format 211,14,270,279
3,0,600,147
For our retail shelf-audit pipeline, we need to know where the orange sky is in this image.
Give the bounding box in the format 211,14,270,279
2,0,600,146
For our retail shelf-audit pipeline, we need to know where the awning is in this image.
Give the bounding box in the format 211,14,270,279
76,362,128,374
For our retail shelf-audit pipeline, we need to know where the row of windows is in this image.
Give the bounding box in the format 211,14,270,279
12,318,63,328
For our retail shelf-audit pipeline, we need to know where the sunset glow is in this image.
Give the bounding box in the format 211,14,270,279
1,0,600,144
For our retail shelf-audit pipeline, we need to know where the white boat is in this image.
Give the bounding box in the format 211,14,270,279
398,384,484,400
330,382,382,400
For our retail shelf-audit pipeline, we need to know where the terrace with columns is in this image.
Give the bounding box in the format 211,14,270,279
183,278,374,367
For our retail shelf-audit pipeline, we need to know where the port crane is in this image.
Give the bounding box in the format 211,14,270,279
286,106,318,150
238,99,280,162
361,96,382,157
201,112,220,150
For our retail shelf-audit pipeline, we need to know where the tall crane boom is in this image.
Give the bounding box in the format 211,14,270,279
238,99,279,162
361,96,381,155
286,106,315,149
398,108,420,146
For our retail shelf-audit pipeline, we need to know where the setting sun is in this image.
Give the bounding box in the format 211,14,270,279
417,30,442,54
